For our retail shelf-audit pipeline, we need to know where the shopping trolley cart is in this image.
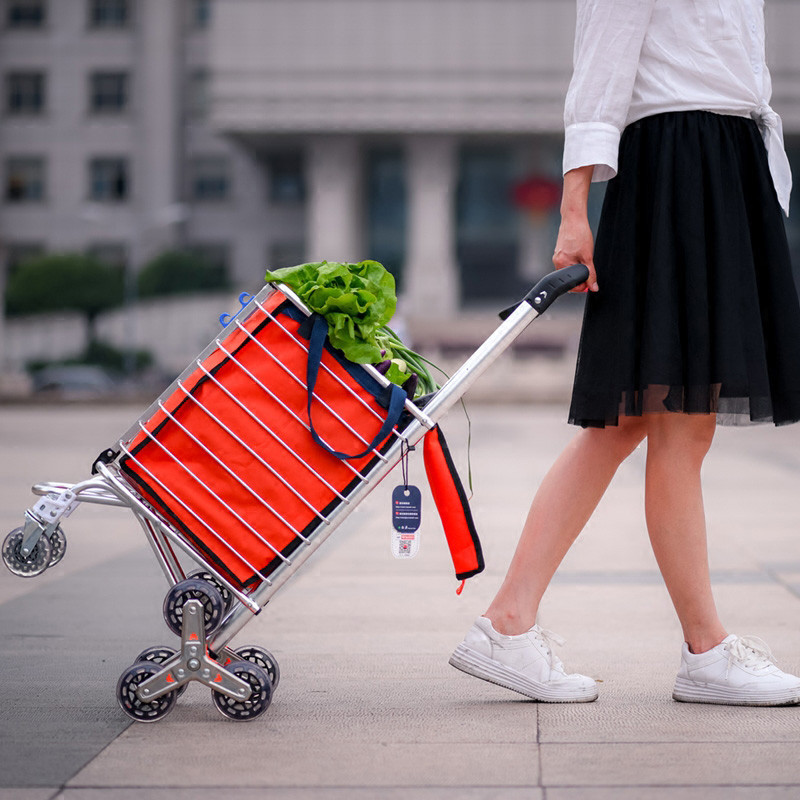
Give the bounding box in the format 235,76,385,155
2,264,589,723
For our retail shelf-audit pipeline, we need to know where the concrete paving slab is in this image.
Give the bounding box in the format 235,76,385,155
547,789,800,800
0,404,146,606
68,739,539,788
538,674,800,743
0,546,165,787
540,742,800,786
0,790,60,800
4,404,800,795
58,790,541,800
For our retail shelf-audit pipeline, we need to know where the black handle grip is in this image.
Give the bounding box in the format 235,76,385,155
499,264,591,320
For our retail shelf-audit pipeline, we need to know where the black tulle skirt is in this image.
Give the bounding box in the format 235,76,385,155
569,110,800,428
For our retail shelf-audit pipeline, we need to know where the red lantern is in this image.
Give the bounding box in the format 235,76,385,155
512,176,562,219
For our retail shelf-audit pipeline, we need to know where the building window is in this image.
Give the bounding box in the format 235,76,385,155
87,242,127,269
89,157,129,201
366,148,406,291
267,152,305,205
5,156,45,202
5,242,44,275
187,68,208,118
6,71,46,115
188,155,230,202
7,0,46,28
88,0,129,28
456,146,521,304
190,0,211,28
89,71,129,114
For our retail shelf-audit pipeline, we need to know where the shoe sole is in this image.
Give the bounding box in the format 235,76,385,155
673,677,800,706
449,642,598,703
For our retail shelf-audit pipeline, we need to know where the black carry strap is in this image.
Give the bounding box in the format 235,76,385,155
306,314,407,460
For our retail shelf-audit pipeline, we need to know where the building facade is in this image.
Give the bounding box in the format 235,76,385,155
1,0,800,341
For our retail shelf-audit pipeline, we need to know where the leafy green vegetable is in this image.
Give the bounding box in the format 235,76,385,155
265,260,438,397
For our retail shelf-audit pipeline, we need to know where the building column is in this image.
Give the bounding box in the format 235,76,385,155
403,135,459,317
306,136,363,263
134,0,183,265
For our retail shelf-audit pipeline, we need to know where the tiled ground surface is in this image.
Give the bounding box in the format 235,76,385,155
1,403,800,799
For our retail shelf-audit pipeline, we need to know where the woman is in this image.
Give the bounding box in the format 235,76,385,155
450,0,800,705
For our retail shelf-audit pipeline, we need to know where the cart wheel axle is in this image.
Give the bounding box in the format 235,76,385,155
135,645,188,697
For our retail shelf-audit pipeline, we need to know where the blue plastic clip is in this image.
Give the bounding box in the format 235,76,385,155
219,292,254,327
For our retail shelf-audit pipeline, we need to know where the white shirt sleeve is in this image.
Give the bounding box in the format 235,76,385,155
563,0,656,181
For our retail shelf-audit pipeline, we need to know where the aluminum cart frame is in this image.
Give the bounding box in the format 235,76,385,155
2,264,589,722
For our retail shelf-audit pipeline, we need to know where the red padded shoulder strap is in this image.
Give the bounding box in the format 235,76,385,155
423,424,484,582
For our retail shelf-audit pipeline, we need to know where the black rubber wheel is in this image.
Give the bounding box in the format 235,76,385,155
2,527,53,578
211,661,272,721
162,578,224,637
135,645,178,664
116,661,177,723
47,525,67,568
135,645,187,697
235,645,281,690
187,569,235,614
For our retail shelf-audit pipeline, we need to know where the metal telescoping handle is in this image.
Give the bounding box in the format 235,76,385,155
499,264,591,320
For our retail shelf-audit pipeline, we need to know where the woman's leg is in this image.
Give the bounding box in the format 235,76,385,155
485,415,647,635
644,413,728,654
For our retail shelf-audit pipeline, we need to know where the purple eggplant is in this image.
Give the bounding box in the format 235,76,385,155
373,359,391,375
402,372,419,398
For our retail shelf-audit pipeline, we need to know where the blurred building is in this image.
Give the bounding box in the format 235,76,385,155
2,0,800,333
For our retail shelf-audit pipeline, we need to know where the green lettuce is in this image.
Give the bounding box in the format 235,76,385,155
265,260,438,397
265,260,395,363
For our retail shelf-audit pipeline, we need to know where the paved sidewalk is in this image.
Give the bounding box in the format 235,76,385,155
2,402,800,799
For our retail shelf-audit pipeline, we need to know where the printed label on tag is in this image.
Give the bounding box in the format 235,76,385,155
391,528,420,559
392,485,421,531
391,484,421,559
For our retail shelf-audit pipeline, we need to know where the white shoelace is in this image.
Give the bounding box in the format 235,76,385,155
532,626,567,671
725,635,776,678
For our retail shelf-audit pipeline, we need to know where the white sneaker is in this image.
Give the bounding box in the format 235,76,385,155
673,634,800,706
449,616,599,702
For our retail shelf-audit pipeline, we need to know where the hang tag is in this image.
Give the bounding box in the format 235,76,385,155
391,484,421,558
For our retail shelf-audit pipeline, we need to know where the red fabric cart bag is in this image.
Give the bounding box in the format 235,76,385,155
119,290,404,591
423,424,484,581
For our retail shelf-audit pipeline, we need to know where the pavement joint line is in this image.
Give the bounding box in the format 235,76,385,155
550,569,775,585
533,787,800,793
53,782,800,790
536,784,800,789
540,740,800,744
760,565,800,600
57,719,136,795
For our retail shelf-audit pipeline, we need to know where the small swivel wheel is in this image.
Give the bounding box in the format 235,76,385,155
212,661,272,721
135,645,187,697
117,662,177,723
47,525,67,568
2,527,52,577
235,646,280,690
187,569,234,614
163,578,225,637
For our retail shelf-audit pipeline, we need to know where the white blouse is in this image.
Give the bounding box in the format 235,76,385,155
563,0,792,214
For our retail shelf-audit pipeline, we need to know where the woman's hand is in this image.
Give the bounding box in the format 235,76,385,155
554,166,599,293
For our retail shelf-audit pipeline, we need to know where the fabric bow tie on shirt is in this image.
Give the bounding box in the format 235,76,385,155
751,103,792,216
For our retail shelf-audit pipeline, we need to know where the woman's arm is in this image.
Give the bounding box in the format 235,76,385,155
553,165,597,293
564,0,655,182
